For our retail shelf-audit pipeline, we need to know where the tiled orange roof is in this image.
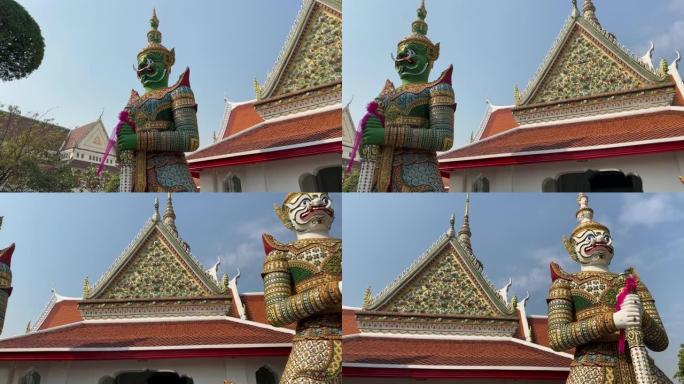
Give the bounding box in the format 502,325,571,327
37,300,82,331
0,320,292,349
342,308,359,335
343,337,571,367
188,109,341,161
480,107,518,139
441,110,684,161
62,121,99,150
223,102,263,138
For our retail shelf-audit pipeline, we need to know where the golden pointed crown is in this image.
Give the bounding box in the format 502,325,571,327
274,193,300,231
398,0,440,62
138,9,175,67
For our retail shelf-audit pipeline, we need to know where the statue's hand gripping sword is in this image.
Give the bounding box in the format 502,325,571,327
616,274,652,384
97,111,136,192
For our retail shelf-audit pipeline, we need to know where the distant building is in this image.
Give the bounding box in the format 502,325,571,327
60,118,118,173
440,2,684,192
187,0,342,192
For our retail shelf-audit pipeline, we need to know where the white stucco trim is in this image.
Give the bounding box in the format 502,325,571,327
342,306,362,311
342,363,570,371
343,332,573,359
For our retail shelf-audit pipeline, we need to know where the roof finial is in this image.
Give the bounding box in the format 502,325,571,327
583,0,601,27
447,213,456,237
457,193,473,254
514,85,522,105
362,286,373,309
658,57,669,78
253,78,263,100
152,197,160,222
163,192,178,235
83,276,90,297
571,0,579,17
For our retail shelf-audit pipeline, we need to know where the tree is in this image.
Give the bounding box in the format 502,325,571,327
342,168,360,192
74,166,120,192
0,0,45,81
0,106,73,191
676,344,684,383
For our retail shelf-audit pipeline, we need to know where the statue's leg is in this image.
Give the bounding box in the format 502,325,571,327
280,339,341,384
566,366,607,384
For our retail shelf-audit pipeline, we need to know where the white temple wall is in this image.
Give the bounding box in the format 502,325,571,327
2,356,287,384
447,151,684,192
198,153,341,192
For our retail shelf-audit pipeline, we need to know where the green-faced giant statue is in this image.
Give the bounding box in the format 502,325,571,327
117,9,199,192
358,0,455,192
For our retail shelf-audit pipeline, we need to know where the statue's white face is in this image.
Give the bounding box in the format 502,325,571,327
572,227,614,266
285,193,334,233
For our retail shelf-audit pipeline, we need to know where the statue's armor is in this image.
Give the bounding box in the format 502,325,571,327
262,235,342,384
373,66,455,192
123,68,199,192
547,263,671,384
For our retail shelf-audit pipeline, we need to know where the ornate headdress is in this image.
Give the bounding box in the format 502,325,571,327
563,193,610,259
274,193,299,231
138,9,175,67
398,0,440,62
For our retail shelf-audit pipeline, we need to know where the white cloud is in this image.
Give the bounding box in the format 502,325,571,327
618,195,682,229
506,245,574,298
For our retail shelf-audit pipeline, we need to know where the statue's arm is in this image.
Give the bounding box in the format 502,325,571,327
547,279,618,351
262,250,341,328
137,86,200,153
383,83,455,152
638,282,669,352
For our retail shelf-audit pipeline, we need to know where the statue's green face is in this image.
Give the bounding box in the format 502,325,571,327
395,42,431,84
137,52,170,89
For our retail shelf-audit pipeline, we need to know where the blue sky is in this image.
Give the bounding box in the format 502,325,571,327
342,193,684,378
343,0,684,147
0,193,341,338
0,0,302,147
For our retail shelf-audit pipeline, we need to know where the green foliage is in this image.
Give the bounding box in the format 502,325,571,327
0,0,45,81
0,106,73,191
74,167,120,192
676,344,684,383
342,167,360,192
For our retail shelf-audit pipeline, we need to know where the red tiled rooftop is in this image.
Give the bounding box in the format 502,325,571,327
342,308,359,335
62,121,98,150
480,107,518,139
188,109,341,161
441,110,684,161
37,300,82,331
343,337,571,367
0,320,292,349
223,102,264,138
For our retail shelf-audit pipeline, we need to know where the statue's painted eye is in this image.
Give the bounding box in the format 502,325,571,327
301,198,311,206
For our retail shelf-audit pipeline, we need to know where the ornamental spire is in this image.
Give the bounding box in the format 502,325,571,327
362,286,373,309
413,0,428,36
398,0,440,62
82,276,90,297
152,197,160,222
583,0,601,27
163,192,178,235
138,8,175,67
457,193,473,254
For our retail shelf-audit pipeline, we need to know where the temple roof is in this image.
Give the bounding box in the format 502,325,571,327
187,107,341,168
439,108,684,167
61,118,109,151
260,0,341,100
357,199,519,336
217,100,263,140
78,196,228,319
